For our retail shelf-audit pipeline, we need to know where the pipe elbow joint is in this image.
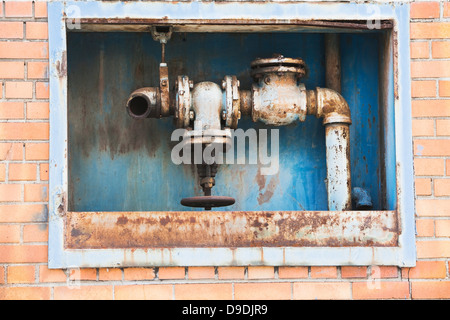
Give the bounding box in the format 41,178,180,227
126,87,160,119
308,87,352,125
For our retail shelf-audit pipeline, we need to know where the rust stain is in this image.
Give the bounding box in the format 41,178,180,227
56,51,67,78
65,210,399,249
257,174,279,205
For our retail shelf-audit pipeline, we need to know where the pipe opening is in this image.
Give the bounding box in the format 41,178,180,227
128,96,149,118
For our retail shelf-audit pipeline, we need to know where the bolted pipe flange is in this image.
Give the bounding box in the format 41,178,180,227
223,75,241,129
174,75,192,128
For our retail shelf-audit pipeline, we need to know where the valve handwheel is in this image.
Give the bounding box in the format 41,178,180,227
181,196,235,211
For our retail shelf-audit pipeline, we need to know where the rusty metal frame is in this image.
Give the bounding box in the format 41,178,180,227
48,1,416,268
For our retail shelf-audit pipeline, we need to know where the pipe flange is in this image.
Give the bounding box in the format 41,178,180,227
223,75,241,129
174,75,191,128
250,54,306,80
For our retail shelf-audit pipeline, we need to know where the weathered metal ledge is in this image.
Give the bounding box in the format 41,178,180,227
66,210,398,249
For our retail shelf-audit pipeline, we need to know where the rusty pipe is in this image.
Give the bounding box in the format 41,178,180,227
307,87,352,211
126,87,160,119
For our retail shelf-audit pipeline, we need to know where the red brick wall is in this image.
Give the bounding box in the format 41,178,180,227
0,1,449,300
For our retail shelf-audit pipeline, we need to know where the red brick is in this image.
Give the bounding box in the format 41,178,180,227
27,62,48,79
0,41,48,59
69,268,97,281
416,199,450,217
247,266,274,279
5,81,33,99
411,281,450,299
0,61,24,78
0,225,20,243
414,139,450,156
35,82,49,99
445,2,450,18
436,220,450,237
416,219,435,237
0,287,50,300
175,283,232,300
439,81,450,97
234,283,291,300
218,267,245,280
352,281,410,299
417,240,450,258
0,123,49,140
0,266,4,284
412,99,450,117
410,41,429,59
341,266,367,278
4,1,32,17
412,119,434,136
310,266,337,278
0,204,48,223
39,265,67,283
411,80,436,98
9,163,37,181
414,158,444,176
432,41,450,59
0,163,5,182
39,163,49,181
278,266,308,279
447,159,450,176
0,22,23,39
158,267,185,280
410,2,440,19
123,268,155,281
434,179,450,196
115,284,173,300
401,261,447,279
0,102,24,120
0,245,47,263
411,60,450,78
23,223,48,242
415,178,432,196
54,286,113,300
293,282,351,300
0,184,22,202
375,266,399,279
0,143,23,161
188,267,215,279
411,22,450,39
99,268,122,281
25,143,49,160
436,119,450,136
26,22,48,40
7,265,35,284
35,2,48,18
26,102,49,119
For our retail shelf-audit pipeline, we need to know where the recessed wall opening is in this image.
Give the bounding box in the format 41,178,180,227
67,29,396,213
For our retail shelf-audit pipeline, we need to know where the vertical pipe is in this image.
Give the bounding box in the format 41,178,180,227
324,33,352,211
324,33,341,93
325,123,352,211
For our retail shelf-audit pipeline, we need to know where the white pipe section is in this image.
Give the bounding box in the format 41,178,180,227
325,123,352,211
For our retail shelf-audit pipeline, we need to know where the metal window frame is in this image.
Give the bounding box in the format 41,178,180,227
48,1,416,268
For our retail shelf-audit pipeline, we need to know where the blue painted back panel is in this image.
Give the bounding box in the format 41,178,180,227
67,31,390,211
